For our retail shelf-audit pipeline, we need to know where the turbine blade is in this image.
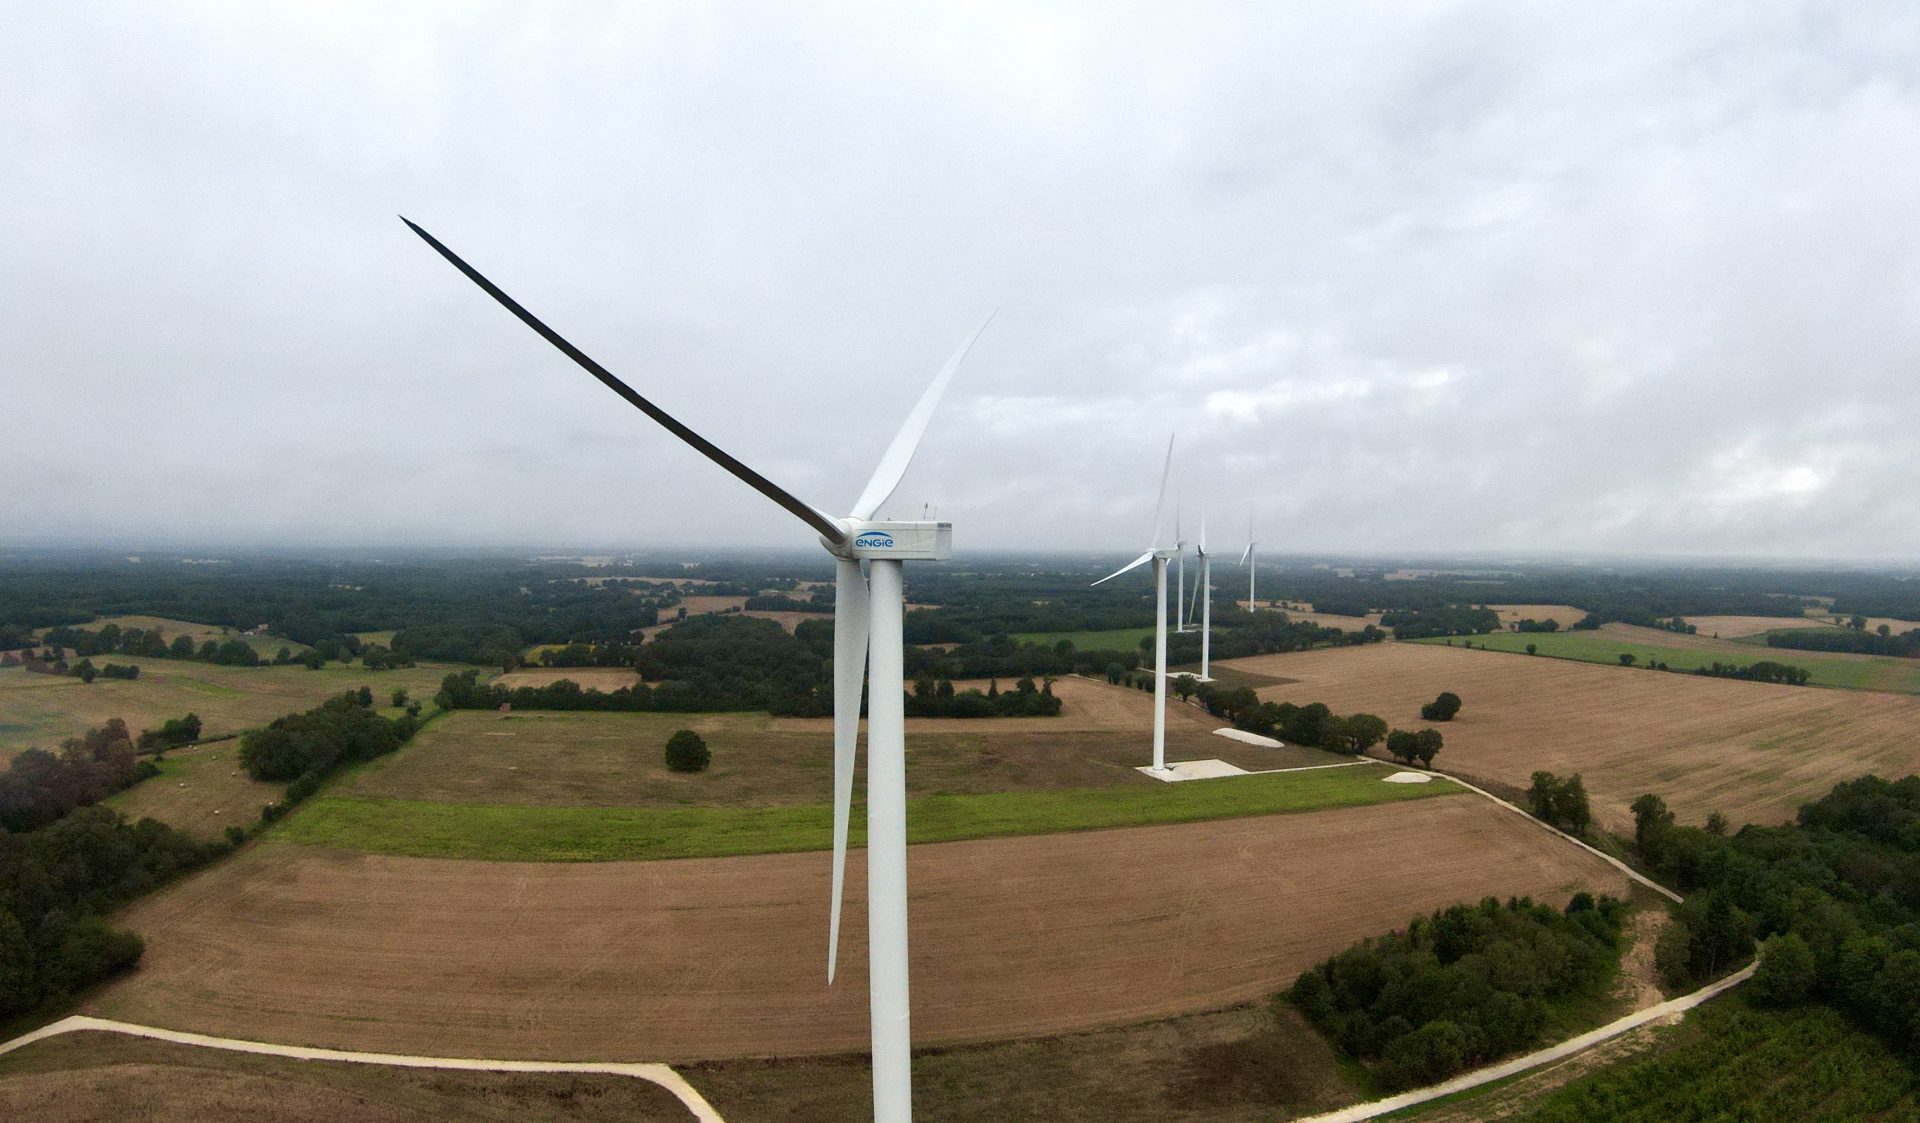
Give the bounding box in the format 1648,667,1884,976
827,558,871,984
1092,549,1156,587
849,312,995,521
1199,508,1207,554
1149,435,1175,548
400,217,847,546
1239,543,1253,565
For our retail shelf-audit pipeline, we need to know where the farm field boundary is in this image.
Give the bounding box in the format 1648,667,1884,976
0,1015,724,1122
279,762,1459,861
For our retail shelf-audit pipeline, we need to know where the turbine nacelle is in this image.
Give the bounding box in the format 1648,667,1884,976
826,519,954,562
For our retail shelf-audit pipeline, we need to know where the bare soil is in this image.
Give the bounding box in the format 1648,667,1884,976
88,796,1631,1061
1220,641,1920,831
0,1032,694,1122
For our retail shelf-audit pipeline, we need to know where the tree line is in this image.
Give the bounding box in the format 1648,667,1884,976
1189,683,1443,765
906,677,1062,718
1629,775,1920,1061
0,719,160,833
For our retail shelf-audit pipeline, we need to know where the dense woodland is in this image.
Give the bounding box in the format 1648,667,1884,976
1289,894,1629,1090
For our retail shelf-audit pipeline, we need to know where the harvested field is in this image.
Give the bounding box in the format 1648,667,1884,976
1488,604,1588,630
491,668,645,691
0,1032,694,1122
1285,608,1384,631
0,659,467,755
1221,641,1920,831
89,796,1631,1060
1807,613,1920,636
48,615,305,658
105,742,282,839
676,594,749,615
1682,614,1839,639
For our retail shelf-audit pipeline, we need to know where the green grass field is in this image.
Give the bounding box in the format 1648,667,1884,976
1412,631,1920,694
276,763,1459,861
1010,626,1156,651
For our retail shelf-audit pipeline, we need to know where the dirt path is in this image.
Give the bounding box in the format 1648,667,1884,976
0,1015,724,1122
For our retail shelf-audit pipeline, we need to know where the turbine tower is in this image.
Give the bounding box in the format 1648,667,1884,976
1240,510,1259,609
1093,435,1177,772
402,218,987,1123
1174,506,1191,632
1196,510,1213,680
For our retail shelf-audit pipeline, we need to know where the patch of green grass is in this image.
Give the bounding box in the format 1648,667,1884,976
1413,631,1920,694
276,763,1460,861
1010,626,1157,651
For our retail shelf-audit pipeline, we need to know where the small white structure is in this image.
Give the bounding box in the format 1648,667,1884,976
1213,727,1283,749
1383,771,1434,784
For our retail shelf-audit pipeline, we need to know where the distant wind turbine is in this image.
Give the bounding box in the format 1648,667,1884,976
1240,510,1259,609
402,216,988,1123
1093,435,1177,772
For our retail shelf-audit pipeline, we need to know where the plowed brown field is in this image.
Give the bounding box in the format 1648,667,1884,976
1222,642,1920,831
1488,604,1588,630
89,796,1628,1061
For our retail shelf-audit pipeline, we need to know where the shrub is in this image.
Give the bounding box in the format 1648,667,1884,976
1419,692,1462,721
665,729,711,773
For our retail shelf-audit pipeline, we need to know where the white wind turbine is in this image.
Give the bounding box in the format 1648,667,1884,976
1194,510,1214,680
1092,435,1177,772
1174,505,1190,633
402,218,988,1123
1240,510,1259,609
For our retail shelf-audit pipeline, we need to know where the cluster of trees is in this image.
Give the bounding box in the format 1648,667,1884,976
33,656,139,684
1526,771,1593,835
1512,618,1560,633
1385,729,1444,767
1693,660,1813,686
1190,686,1382,753
1420,692,1462,721
0,719,159,832
744,593,826,612
136,713,201,752
534,642,642,668
1654,617,1699,634
1379,606,1502,639
238,690,424,785
44,624,273,667
1627,775,1920,1060
905,677,1062,718
0,806,221,1018
1288,894,1629,1090
1767,627,1920,659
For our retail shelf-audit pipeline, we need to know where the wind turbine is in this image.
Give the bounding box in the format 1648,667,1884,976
1240,510,1259,609
401,217,987,1123
1195,510,1213,681
1173,505,1190,633
1093,435,1177,772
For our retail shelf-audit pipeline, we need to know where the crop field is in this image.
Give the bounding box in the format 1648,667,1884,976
491,667,646,691
103,741,282,839
1010,626,1156,650
1487,604,1588,630
1414,626,1920,694
0,658,467,755
1680,614,1838,639
1221,641,1920,831
0,1032,696,1122
88,794,1633,1061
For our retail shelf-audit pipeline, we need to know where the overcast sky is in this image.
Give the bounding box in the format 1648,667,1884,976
5,2,1918,560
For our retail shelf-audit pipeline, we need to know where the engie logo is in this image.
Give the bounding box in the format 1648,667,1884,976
854,533,896,549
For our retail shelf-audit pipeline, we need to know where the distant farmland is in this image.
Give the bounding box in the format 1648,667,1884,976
1222,640,1920,832
1415,626,1920,694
